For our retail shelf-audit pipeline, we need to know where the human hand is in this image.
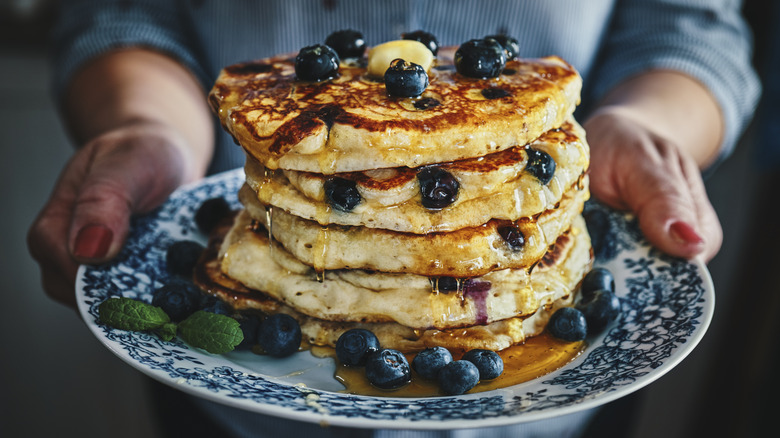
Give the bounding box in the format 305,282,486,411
584,108,722,262
27,122,195,308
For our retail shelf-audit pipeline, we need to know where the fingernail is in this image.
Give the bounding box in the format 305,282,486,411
73,224,113,259
669,221,704,246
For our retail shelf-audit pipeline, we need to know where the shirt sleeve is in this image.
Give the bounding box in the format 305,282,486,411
586,0,761,163
50,0,209,102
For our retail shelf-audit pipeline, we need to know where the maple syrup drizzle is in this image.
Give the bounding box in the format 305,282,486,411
329,332,585,397
264,205,274,249
576,171,586,191
312,226,329,282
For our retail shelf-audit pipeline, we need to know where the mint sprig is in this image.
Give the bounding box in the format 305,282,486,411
178,310,244,354
98,298,243,354
99,297,170,331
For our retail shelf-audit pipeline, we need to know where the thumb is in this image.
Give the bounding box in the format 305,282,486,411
618,149,711,260
68,131,188,263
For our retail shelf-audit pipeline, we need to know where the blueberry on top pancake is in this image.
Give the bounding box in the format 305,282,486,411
209,48,581,174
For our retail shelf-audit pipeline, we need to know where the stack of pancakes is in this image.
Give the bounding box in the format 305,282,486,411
203,46,592,352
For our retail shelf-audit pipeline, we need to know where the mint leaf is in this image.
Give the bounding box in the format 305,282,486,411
155,322,178,342
178,310,244,354
99,297,170,331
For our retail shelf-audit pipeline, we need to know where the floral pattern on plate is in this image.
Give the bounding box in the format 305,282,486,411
76,169,713,429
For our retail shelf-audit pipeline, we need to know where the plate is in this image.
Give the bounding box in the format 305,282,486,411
76,168,714,430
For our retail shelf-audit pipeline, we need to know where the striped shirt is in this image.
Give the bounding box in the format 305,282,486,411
51,0,759,175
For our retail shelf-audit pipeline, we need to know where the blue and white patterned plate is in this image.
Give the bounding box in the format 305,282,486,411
76,168,714,430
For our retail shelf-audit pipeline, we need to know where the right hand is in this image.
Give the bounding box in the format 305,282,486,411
27,121,194,308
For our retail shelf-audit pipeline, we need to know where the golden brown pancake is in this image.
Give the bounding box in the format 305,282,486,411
209,50,581,174
215,211,591,330
195,214,590,352
244,119,589,233
239,181,588,277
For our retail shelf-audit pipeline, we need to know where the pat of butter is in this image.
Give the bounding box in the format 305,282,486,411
367,40,434,78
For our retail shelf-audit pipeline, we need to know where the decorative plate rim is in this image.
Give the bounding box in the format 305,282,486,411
76,168,714,430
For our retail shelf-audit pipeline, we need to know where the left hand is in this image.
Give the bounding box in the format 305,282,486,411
584,107,722,262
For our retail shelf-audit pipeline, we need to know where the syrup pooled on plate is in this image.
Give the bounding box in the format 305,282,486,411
317,332,585,398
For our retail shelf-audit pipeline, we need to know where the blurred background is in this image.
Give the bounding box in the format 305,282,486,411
1,0,777,436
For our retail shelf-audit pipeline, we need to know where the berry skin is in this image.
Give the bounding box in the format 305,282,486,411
581,267,616,298
435,277,459,292
576,290,621,334
412,346,453,379
295,44,340,82
418,167,460,209
462,349,503,380
166,240,205,278
497,225,525,250
402,30,440,55
324,177,362,212
583,206,619,261
438,360,480,395
325,29,366,59
236,316,262,350
525,148,556,184
485,34,520,60
151,278,201,322
384,58,429,98
200,296,232,316
258,314,302,357
336,329,380,366
365,349,412,390
195,197,231,235
454,38,506,79
547,307,588,342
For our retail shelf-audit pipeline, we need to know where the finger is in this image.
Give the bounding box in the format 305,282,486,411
679,154,722,261
623,142,708,259
27,149,91,306
68,135,186,264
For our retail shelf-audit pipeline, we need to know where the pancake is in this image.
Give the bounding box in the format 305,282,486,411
244,119,589,233
197,256,575,352
239,180,588,277
216,210,592,330
209,50,582,174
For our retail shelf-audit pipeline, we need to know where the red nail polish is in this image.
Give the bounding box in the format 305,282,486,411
669,221,704,245
73,224,113,259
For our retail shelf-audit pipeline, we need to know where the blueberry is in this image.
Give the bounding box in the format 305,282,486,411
166,240,205,278
151,278,202,322
258,314,302,357
412,346,453,379
497,225,525,250
236,316,262,350
435,277,459,292
324,177,362,212
336,329,380,366
462,349,503,380
325,29,366,59
365,349,412,390
438,360,480,395
454,38,506,79
581,267,616,297
525,148,556,184
200,295,232,316
295,44,340,82
547,307,588,342
402,30,440,55
485,34,520,60
583,206,619,261
418,167,459,209
384,59,429,98
576,290,621,334
195,197,231,235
